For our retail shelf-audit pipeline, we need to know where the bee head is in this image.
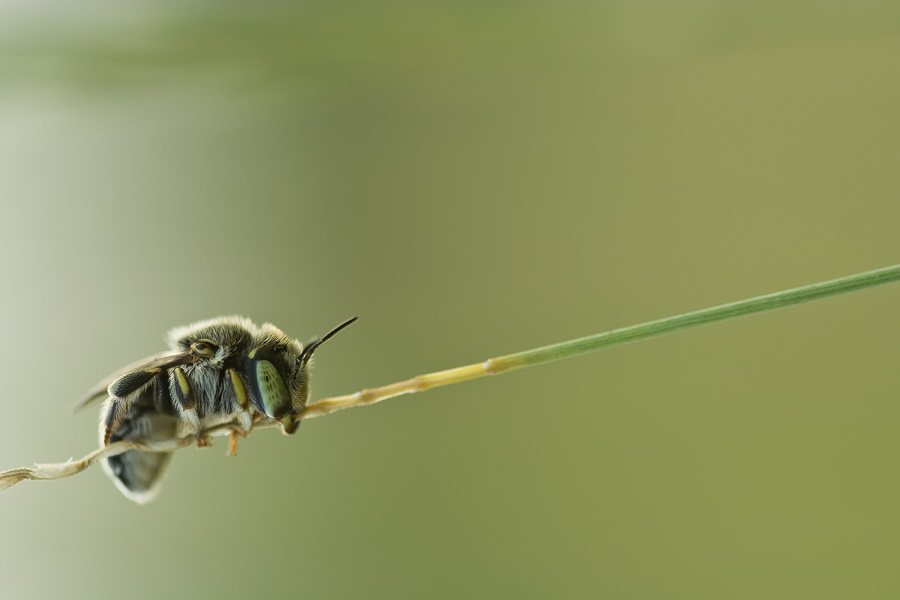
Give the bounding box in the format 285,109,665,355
244,317,357,434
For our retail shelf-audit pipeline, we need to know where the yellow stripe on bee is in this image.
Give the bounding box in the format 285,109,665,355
174,368,192,399
248,348,258,359
228,368,249,408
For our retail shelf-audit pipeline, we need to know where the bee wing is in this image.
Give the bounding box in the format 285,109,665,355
73,350,195,411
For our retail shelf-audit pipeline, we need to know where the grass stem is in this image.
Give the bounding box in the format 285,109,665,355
3,263,900,493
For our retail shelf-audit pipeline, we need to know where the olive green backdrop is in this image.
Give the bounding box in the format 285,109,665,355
1,2,899,598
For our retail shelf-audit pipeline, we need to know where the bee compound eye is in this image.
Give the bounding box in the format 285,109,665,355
252,359,292,419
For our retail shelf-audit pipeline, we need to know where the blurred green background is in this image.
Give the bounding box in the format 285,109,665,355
1,1,899,598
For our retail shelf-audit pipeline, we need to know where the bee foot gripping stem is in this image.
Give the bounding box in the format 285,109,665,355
194,433,213,448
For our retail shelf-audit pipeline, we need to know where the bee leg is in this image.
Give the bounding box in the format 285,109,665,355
225,414,253,457
172,367,209,446
226,369,252,457
109,368,164,399
102,368,164,445
102,397,127,446
227,429,240,457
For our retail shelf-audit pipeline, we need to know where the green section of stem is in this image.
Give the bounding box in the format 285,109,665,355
492,263,900,373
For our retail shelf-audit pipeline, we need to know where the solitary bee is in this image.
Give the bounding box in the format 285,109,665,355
78,316,356,503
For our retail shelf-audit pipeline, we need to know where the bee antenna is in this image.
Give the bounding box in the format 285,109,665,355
296,316,358,370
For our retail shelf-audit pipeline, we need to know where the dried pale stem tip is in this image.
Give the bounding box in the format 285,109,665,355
0,420,248,492
3,262,900,495
0,438,189,492
300,360,501,419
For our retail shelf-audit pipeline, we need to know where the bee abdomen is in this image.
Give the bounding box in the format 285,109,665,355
101,401,179,504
